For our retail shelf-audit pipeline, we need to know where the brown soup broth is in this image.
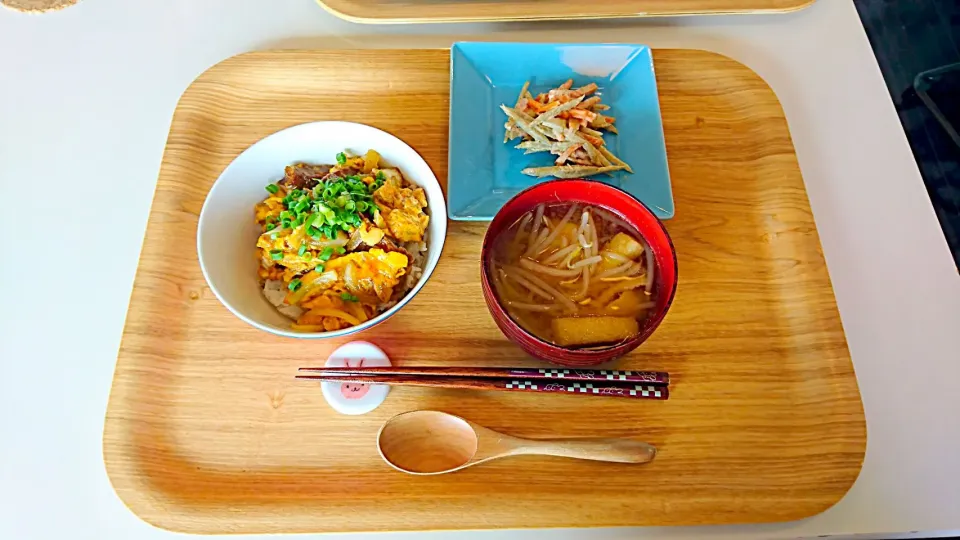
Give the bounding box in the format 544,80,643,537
489,203,658,348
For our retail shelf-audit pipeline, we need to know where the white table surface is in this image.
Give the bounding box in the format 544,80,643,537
1,1,959,539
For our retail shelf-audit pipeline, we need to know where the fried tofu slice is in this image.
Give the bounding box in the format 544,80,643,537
605,232,645,260
551,316,639,347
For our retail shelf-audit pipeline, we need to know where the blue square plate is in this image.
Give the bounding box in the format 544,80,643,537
448,42,673,221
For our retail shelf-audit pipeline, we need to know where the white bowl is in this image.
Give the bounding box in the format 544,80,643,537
197,121,448,339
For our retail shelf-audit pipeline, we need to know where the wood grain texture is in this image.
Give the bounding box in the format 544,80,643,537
102,49,865,534
316,0,815,24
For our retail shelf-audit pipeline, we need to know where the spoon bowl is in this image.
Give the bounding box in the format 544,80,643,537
377,410,479,474
377,410,656,475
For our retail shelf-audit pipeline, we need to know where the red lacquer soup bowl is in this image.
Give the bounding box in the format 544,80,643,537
480,179,678,367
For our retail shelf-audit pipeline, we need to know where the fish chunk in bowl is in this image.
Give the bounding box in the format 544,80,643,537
198,121,447,339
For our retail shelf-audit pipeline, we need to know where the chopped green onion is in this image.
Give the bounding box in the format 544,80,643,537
288,279,302,292
302,252,313,261
371,171,386,191
280,219,291,229
340,292,359,302
270,249,283,261
336,152,347,165
265,183,279,194
264,222,276,231
335,246,346,255
314,264,325,273
279,168,384,243
319,247,334,261
298,243,307,256
314,202,336,224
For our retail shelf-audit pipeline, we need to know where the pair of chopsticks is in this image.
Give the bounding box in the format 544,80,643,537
296,366,669,400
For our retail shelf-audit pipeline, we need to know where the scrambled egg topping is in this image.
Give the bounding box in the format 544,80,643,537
282,249,409,332
324,249,409,303
373,169,430,243
254,193,285,224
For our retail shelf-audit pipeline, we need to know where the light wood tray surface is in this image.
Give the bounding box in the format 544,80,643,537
103,49,865,534
316,0,815,24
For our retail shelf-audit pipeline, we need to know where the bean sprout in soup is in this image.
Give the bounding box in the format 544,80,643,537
489,203,657,348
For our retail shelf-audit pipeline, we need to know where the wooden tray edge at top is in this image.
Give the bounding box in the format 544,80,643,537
315,0,816,24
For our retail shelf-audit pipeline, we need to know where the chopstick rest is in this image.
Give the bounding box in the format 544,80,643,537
318,341,391,415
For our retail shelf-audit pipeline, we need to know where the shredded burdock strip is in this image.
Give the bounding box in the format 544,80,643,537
530,95,585,128
503,81,531,143
598,146,633,173
500,105,549,143
517,140,579,154
522,165,625,179
577,96,602,109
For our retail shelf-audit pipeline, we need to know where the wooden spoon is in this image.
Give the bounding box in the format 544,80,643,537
377,410,656,475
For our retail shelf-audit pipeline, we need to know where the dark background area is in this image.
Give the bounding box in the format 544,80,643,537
853,0,960,269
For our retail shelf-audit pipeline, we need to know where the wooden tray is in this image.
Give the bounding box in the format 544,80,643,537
316,0,815,24
103,49,865,534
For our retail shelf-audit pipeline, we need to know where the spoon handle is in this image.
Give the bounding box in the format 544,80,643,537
512,438,657,464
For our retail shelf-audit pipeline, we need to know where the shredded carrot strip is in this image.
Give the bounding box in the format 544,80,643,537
568,109,598,122
555,144,581,165
583,134,605,147
526,100,543,113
